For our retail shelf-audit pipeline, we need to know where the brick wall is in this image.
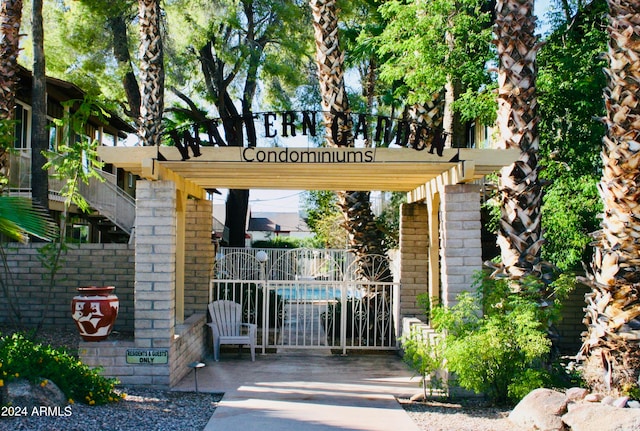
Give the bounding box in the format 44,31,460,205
0,243,134,332
440,184,482,306
398,202,429,318
134,180,176,350
79,313,207,387
556,282,590,355
184,198,214,317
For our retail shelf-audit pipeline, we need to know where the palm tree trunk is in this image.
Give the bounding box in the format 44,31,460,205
310,0,390,281
407,94,445,152
310,0,353,147
491,0,548,283
579,0,640,395
139,0,164,146
0,0,23,185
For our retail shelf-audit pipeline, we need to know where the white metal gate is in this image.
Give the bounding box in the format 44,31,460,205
210,248,399,353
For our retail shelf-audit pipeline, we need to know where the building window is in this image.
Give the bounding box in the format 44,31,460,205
13,103,30,149
48,120,58,151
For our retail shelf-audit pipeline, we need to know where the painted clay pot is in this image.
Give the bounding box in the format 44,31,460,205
71,286,119,341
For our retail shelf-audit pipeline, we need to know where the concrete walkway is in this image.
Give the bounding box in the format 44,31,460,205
172,350,422,431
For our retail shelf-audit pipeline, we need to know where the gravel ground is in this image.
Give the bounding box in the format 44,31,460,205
1,327,524,431
401,398,525,431
0,388,222,431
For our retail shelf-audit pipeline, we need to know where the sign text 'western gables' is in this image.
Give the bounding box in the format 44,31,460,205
166,110,446,161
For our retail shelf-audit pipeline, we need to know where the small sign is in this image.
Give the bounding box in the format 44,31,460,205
126,349,169,364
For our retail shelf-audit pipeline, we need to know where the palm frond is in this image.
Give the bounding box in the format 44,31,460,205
0,197,58,242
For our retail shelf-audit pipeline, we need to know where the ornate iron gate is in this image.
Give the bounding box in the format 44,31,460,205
210,248,399,353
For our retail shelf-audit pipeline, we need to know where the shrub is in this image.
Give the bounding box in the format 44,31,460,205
0,332,122,405
430,274,562,405
400,326,446,399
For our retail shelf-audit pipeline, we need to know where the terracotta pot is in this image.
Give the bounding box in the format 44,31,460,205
71,286,119,341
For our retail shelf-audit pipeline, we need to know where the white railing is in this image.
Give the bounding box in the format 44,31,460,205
212,248,400,353
75,170,135,234
210,278,399,353
9,150,135,234
215,247,358,281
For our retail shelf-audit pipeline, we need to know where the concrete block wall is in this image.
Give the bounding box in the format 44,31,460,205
440,184,482,306
398,202,429,319
78,180,178,388
0,243,134,332
170,313,208,386
79,313,207,388
133,180,176,350
184,198,214,317
556,282,590,355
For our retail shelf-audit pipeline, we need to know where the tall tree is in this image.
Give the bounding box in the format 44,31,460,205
537,0,607,271
489,0,551,284
0,0,23,182
31,0,48,211
138,0,164,146
310,0,389,280
46,1,140,124
165,0,310,246
373,0,494,146
580,0,640,396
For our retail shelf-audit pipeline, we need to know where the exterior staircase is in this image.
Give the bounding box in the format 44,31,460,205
10,150,135,238
50,169,136,235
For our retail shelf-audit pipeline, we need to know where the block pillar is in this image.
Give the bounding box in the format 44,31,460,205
398,202,429,318
134,180,176,349
440,184,482,306
184,198,214,317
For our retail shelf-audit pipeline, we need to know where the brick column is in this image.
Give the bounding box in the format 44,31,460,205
134,180,176,349
440,184,482,306
184,198,214,317
399,202,429,319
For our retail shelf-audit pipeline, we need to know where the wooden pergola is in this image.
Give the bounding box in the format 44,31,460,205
99,145,518,318
99,146,517,199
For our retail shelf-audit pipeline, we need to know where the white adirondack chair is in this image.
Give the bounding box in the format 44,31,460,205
207,300,256,361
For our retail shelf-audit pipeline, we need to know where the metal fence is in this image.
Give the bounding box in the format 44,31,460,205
211,248,400,353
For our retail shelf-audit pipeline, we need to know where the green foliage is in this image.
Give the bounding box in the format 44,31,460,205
429,274,564,404
0,332,122,405
416,292,431,322
400,327,446,398
540,165,601,271
451,84,497,126
302,191,346,248
535,1,606,272
373,0,493,105
374,192,405,249
45,97,105,210
251,237,304,249
0,197,57,243
44,0,137,112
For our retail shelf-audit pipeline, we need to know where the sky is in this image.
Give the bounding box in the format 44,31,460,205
213,0,557,214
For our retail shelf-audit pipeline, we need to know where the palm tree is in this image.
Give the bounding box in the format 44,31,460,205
407,95,445,152
0,0,23,184
310,0,389,280
490,0,550,285
579,0,640,395
138,0,164,146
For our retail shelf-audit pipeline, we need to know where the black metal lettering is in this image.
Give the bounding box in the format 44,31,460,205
264,113,277,138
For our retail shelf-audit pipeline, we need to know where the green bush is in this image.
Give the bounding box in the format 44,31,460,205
429,274,562,405
251,237,305,249
0,332,122,405
400,326,446,399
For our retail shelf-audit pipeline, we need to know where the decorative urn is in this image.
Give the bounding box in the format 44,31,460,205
71,286,119,341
